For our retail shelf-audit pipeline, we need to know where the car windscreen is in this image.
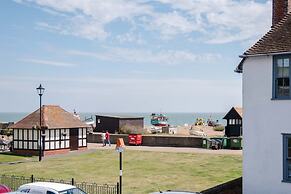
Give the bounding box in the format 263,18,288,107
59,188,86,194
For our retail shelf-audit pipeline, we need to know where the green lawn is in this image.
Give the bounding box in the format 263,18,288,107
0,153,32,163
0,150,242,194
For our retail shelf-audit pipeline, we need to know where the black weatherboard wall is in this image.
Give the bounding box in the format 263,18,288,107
223,107,243,137
95,115,144,133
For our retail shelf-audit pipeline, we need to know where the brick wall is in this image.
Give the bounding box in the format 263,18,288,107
201,177,242,194
273,0,289,26
88,133,203,148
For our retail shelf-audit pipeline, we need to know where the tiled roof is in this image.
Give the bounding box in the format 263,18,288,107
234,107,243,118
244,13,291,56
10,105,89,129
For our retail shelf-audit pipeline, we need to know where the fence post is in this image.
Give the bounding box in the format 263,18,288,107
116,182,119,194
31,175,34,183
71,178,74,185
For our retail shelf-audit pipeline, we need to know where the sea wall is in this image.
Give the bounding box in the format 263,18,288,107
87,133,203,148
201,177,242,194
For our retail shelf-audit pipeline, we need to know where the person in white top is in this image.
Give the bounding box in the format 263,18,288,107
101,131,106,147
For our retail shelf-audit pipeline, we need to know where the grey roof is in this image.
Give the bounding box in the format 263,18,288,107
96,114,144,119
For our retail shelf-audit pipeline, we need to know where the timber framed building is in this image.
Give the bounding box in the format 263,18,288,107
10,105,89,156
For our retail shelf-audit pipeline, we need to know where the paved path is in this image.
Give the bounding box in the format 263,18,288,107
88,143,242,155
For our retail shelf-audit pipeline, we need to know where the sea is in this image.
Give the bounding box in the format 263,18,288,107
0,112,226,126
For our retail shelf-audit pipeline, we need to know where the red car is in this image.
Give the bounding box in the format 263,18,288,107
0,185,11,193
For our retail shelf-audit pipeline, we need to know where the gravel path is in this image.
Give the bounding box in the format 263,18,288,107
88,143,242,155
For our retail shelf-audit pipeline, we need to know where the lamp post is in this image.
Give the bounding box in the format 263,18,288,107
115,138,125,194
36,84,45,162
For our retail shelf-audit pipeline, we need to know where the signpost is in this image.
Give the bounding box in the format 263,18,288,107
115,138,125,194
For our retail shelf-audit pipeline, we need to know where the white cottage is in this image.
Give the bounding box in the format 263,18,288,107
237,0,291,193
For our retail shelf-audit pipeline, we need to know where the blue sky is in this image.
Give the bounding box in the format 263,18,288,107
0,0,271,113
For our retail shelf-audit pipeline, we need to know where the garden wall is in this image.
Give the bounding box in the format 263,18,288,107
88,133,203,148
201,177,242,194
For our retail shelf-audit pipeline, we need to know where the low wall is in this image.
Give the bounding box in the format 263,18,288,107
88,133,203,148
201,177,242,194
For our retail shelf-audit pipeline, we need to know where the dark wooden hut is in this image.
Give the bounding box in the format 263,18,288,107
223,107,243,137
95,115,144,134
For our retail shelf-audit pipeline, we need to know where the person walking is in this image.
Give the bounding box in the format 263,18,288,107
105,130,111,146
101,131,106,147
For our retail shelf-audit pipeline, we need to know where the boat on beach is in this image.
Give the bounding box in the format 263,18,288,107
151,113,168,126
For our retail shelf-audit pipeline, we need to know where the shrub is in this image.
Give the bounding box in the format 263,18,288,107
213,126,225,131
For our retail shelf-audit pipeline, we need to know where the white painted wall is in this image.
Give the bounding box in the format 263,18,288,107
243,55,291,194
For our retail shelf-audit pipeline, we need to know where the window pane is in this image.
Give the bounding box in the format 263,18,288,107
288,160,291,178
28,130,32,140
34,142,38,149
79,129,82,138
288,138,291,147
56,130,60,140
19,141,22,149
277,78,290,97
29,142,33,149
34,130,38,140
23,130,27,140
50,130,55,141
14,141,18,149
23,142,27,149
45,130,49,140
19,130,22,140
14,129,18,139
50,141,55,149
55,141,59,149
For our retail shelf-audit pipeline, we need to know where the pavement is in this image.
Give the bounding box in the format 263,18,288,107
87,143,242,155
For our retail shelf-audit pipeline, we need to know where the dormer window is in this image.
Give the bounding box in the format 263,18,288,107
273,55,290,99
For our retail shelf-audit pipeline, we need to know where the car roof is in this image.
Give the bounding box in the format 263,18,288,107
19,182,75,192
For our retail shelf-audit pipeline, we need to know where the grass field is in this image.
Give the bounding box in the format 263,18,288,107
0,150,242,194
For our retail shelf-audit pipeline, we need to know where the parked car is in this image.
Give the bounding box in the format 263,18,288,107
0,184,12,193
150,191,199,194
16,182,86,194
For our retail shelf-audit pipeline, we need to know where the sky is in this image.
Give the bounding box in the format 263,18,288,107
0,0,271,113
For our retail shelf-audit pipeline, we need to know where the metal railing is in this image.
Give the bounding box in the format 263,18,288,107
0,174,119,194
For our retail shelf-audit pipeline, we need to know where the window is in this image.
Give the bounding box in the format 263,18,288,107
283,134,291,182
274,56,291,99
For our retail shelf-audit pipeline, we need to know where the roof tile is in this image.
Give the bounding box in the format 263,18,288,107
10,105,88,129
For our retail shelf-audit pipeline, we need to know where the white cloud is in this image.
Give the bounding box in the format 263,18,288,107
21,58,78,67
157,0,272,43
15,0,271,44
67,47,221,65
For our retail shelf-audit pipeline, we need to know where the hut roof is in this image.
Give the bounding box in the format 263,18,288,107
223,107,243,119
10,105,89,129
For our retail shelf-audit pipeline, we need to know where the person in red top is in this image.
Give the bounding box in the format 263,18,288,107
105,130,111,146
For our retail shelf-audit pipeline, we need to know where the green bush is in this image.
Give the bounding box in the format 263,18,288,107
213,126,225,131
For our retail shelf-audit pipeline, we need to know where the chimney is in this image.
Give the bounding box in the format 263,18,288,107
273,0,291,26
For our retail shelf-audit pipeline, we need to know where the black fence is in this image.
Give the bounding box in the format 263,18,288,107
0,174,119,194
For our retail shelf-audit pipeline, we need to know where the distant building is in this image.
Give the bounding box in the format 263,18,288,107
223,107,243,137
95,115,144,134
10,105,89,156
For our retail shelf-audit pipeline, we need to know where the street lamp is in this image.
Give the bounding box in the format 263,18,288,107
36,84,45,162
